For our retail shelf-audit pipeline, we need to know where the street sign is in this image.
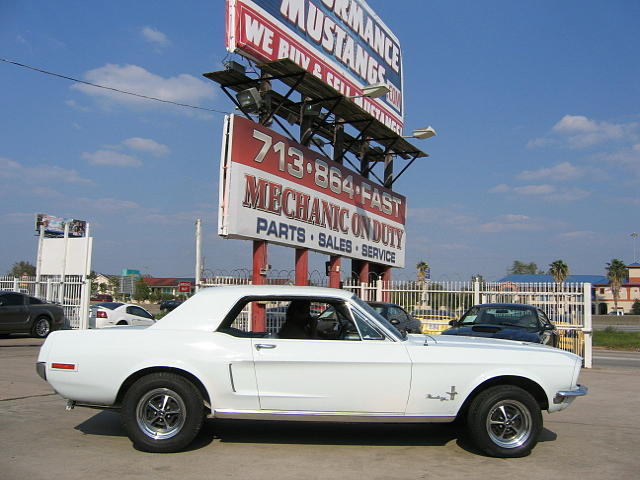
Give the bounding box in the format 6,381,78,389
178,281,191,293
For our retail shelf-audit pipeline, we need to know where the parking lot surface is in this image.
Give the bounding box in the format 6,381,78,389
1,337,638,480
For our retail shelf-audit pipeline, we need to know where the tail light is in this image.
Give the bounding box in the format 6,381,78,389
97,311,108,318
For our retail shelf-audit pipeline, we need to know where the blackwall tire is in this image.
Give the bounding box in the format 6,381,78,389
31,317,51,338
466,385,542,458
122,372,204,453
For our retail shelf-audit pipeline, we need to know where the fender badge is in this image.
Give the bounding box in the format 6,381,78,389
426,386,458,401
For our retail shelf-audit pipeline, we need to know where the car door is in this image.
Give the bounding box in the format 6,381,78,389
0,293,29,331
252,302,412,413
125,306,155,326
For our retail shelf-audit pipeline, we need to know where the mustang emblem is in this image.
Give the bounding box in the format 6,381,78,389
426,386,458,401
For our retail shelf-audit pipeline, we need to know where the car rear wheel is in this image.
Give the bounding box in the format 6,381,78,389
117,321,128,325
122,372,205,453
466,385,542,457
31,316,51,338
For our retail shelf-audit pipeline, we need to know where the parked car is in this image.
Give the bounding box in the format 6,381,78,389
37,286,586,457
442,303,560,347
159,300,183,312
0,291,65,338
89,302,156,329
412,309,456,322
366,301,422,333
90,294,113,302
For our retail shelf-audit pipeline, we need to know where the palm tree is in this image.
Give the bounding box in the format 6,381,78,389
416,261,430,307
416,261,430,283
549,260,569,284
606,259,628,313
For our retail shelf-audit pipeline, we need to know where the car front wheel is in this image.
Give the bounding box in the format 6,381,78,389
122,372,205,453
466,385,542,457
31,316,51,338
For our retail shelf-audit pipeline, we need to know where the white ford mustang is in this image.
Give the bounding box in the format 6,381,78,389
36,286,586,457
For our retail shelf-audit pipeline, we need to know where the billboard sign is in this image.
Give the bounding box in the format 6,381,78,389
178,281,192,293
35,213,87,238
219,115,406,267
39,237,93,276
226,0,404,134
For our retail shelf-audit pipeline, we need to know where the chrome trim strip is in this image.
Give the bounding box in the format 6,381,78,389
212,409,455,423
228,364,236,392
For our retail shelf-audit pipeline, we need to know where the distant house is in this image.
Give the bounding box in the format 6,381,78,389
498,263,640,314
142,277,195,297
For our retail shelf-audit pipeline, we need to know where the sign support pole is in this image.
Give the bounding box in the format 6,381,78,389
252,240,267,331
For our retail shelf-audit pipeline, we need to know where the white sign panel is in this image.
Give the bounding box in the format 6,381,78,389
39,237,93,276
219,115,406,267
227,0,404,134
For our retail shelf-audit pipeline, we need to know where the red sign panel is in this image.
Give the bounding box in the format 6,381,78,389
178,281,191,293
219,115,407,268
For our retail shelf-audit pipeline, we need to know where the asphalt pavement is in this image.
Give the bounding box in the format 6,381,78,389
1,337,639,480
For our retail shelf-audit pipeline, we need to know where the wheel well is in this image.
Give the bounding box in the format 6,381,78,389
116,320,128,325
457,375,549,420
115,367,211,412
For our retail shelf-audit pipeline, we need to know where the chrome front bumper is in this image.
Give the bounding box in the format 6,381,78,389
553,384,588,404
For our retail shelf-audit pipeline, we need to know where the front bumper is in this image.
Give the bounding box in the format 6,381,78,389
554,384,588,404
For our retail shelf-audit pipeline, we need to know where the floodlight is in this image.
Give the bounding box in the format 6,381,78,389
348,82,390,99
404,126,437,139
236,88,262,113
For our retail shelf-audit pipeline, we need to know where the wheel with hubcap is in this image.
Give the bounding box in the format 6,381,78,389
31,316,51,338
466,385,542,457
122,372,204,453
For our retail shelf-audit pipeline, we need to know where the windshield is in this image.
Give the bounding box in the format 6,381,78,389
460,306,540,328
352,296,405,340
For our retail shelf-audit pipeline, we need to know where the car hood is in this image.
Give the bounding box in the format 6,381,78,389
441,324,542,343
407,331,557,351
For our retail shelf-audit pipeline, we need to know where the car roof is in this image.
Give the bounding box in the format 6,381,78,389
153,285,356,332
472,303,537,310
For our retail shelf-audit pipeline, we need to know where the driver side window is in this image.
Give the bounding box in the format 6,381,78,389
351,308,385,340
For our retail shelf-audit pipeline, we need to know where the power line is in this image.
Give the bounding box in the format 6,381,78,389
0,57,230,115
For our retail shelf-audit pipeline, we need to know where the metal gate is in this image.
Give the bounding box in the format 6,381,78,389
343,279,593,367
0,275,90,329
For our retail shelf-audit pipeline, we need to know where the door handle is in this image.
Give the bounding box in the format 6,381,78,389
255,343,276,350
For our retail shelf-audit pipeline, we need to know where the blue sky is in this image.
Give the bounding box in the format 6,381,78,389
1,0,639,281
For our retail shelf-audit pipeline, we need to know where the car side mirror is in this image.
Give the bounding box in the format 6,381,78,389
448,320,457,326
543,323,556,331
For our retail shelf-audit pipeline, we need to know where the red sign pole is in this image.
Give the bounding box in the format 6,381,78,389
252,240,267,331
329,256,341,289
295,248,308,286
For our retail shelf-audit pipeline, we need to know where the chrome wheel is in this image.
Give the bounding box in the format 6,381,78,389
486,399,532,449
33,317,50,338
136,388,186,440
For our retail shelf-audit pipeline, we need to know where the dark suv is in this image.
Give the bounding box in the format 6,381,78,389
0,291,66,338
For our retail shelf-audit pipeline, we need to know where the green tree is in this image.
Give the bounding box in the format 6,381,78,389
631,300,640,315
508,261,539,275
134,278,150,301
9,261,36,277
548,260,570,284
606,259,628,312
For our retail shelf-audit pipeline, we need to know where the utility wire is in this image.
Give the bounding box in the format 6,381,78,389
0,57,230,115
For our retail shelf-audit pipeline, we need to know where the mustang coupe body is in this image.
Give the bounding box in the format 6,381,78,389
36,286,586,457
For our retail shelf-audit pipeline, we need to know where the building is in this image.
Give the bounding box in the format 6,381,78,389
142,277,195,297
499,263,640,315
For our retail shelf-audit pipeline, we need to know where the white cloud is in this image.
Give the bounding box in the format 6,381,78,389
65,99,91,112
476,214,542,233
141,26,170,46
0,157,93,184
71,64,215,110
489,182,589,202
529,114,638,150
488,184,511,193
82,150,142,167
77,197,141,212
558,230,595,240
518,162,584,181
122,137,170,157
513,184,556,195
552,115,598,133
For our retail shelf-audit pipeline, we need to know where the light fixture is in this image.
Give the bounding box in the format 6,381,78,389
404,126,437,139
236,88,262,113
348,82,390,99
